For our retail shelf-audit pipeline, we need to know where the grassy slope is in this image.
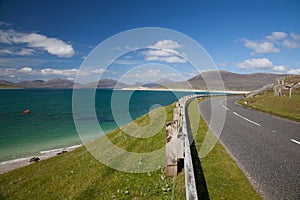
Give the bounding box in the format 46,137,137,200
0,85,20,89
238,89,300,122
188,99,261,200
0,103,186,200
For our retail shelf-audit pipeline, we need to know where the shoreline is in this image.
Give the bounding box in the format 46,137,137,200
0,144,82,174
119,87,250,94
1,87,250,95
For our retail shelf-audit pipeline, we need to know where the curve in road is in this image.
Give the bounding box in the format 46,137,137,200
199,96,300,200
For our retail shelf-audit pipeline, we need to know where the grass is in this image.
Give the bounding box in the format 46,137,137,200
238,89,300,122
0,85,20,89
188,99,261,200
0,103,186,200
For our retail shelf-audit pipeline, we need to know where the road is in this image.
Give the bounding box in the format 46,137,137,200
198,96,300,200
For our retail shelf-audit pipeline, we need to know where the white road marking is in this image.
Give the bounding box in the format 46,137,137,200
219,99,230,111
291,139,300,145
233,112,261,127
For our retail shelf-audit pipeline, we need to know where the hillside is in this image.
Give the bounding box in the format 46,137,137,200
82,78,128,89
0,80,20,88
186,71,288,91
0,79,76,88
239,75,300,122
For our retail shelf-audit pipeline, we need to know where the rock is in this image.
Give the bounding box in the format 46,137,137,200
246,83,275,98
56,150,68,155
29,157,40,162
274,85,282,97
292,82,300,90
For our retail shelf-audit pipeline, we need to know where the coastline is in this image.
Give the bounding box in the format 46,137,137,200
0,86,250,95
0,144,82,174
120,87,250,95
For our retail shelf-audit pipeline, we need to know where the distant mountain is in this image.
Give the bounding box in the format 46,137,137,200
129,79,174,89
0,80,19,88
15,78,75,88
0,71,291,90
186,70,288,90
44,78,75,88
0,79,76,88
0,80,15,86
142,83,161,88
82,78,128,89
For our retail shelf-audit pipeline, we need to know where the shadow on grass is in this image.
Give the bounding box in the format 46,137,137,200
0,192,4,200
190,142,210,199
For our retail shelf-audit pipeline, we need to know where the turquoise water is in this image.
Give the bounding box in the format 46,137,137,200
0,89,199,162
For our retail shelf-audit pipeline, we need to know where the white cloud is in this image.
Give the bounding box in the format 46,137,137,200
0,66,117,80
143,39,187,63
0,68,17,76
237,58,274,69
287,68,300,75
19,67,33,73
67,77,74,81
282,39,298,48
145,55,186,63
236,58,289,73
145,49,174,57
0,48,35,56
40,68,78,76
149,39,181,49
266,32,287,41
92,68,105,73
0,29,74,57
124,69,161,79
0,67,35,77
272,65,288,72
242,31,300,55
243,39,280,54
0,29,14,44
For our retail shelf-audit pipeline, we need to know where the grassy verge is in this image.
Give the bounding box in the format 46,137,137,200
237,89,300,122
188,99,261,199
0,103,185,199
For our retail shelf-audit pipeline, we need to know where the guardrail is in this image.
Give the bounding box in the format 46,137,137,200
166,92,228,199
181,95,198,200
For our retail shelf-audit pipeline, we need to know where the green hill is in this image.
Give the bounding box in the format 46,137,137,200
239,75,300,122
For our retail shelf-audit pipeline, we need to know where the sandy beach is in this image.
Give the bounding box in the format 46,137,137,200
0,144,82,174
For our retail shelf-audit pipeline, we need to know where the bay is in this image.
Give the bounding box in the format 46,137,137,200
0,89,201,162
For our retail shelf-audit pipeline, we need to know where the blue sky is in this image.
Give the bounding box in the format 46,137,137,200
0,0,300,83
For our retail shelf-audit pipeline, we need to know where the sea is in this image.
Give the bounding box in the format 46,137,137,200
0,89,203,163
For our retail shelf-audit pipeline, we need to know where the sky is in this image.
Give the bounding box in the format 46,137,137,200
0,0,300,83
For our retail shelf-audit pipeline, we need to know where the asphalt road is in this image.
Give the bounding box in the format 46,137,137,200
198,96,300,200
